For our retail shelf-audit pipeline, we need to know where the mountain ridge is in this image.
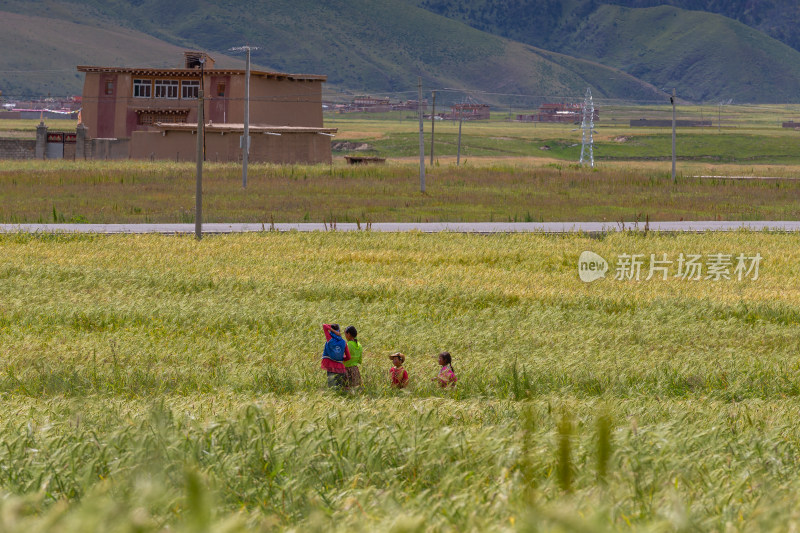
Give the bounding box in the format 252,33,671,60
0,0,798,103
414,0,800,102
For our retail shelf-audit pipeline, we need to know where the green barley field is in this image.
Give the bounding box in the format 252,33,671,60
2,231,800,531
3,159,800,224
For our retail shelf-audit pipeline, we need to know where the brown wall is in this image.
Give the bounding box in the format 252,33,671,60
89,138,130,160
82,69,325,141
227,76,323,126
209,74,231,123
81,72,101,138
82,72,133,139
102,73,122,138
130,129,332,165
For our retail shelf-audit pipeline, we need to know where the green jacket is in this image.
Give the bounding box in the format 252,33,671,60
345,340,362,367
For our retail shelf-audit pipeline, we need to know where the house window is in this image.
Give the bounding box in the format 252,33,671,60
182,80,200,99
105,80,114,96
133,79,152,98
154,79,179,99
217,83,226,97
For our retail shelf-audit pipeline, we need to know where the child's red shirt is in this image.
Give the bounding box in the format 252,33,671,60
436,365,457,388
390,366,409,388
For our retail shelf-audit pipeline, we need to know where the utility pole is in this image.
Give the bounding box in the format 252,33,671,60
579,88,595,168
671,88,677,183
456,106,463,166
243,47,250,188
195,59,205,240
418,77,425,193
430,90,436,165
230,46,259,189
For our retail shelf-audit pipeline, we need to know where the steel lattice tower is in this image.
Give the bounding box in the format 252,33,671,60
580,88,595,168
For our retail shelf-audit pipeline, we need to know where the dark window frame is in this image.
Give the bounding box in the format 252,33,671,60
182,80,199,100
133,79,152,98
154,79,179,99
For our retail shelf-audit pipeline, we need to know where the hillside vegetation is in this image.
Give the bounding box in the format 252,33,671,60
564,5,800,103
0,9,247,98
414,0,800,102
609,0,800,54
1,0,799,101
415,0,800,55
0,0,666,103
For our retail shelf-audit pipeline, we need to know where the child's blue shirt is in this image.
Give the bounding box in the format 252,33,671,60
322,331,347,362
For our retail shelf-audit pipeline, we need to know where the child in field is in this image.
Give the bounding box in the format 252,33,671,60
389,353,409,389
344,325,362,391
321,323,350,389
432,351,457,388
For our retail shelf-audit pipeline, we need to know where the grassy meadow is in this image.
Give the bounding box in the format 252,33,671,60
1,231,800,530
0,119,76,138
3,159,800,224
327,104,800,163
4,106,800,225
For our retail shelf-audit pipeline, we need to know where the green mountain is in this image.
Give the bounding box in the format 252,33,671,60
0,10,248,99
414,0,800,102
561,4,800,103
600,0,800,55
1,0,799,103
0,0,667,104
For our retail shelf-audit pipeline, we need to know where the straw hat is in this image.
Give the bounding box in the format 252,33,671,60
388,352,405,364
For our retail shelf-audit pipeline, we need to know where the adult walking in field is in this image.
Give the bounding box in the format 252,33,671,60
343,325,362,392
321,323,350,389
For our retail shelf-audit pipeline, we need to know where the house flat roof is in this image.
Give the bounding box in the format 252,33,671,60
76,66,326,82
153,123,337,134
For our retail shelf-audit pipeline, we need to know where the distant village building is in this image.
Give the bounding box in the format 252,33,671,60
398,100,427,111
352,95,391,110
76,51,335,163
517,103,598,123
337,96,427,113
448,103,490,121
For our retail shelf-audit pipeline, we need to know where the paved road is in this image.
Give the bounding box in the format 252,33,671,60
693,175,800,180
2,221,800,234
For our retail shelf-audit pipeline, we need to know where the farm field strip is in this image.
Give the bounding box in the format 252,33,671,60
2,160,800,224
1,232,800,530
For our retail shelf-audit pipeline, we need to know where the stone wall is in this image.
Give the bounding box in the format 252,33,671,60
0,124,127,160
0,139,36,159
